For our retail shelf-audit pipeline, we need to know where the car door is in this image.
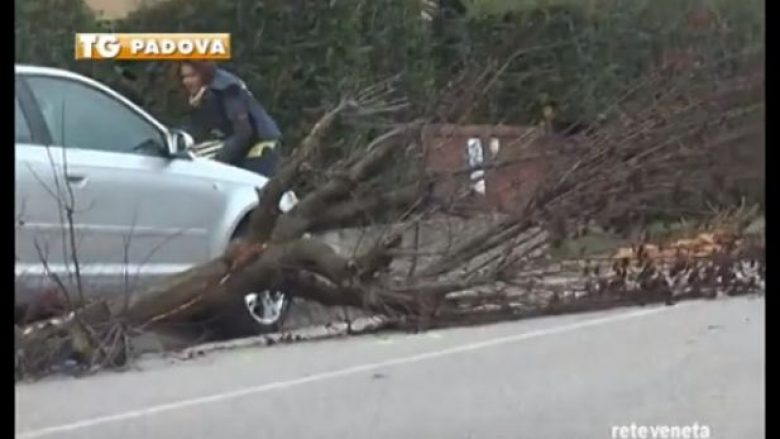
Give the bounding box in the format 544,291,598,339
18,71,229,296
15,79,72,299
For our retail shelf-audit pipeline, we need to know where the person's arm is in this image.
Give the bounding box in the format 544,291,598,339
180,105,211,143
252,101,282,140
214,89,254,165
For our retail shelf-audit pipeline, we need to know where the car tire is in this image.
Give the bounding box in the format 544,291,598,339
215,217,293,337
216,288,292,337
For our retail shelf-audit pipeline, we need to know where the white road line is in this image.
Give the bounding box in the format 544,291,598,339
16,303,688,439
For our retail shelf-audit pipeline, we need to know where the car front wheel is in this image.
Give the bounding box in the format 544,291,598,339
246,290,288,326
217,219,293,337
217,288,291,337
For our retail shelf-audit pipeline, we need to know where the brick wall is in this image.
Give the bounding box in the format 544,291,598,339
422,124,560,215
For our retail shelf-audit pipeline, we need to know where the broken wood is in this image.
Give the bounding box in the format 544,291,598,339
16,49,765,379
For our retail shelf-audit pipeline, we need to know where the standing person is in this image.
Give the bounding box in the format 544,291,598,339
179,61,282,177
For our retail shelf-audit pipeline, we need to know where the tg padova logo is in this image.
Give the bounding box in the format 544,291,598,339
75,33,231,60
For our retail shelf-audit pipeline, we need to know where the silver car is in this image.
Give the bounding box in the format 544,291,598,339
15,64,294,335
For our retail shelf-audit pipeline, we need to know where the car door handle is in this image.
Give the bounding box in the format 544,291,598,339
65,174,87,185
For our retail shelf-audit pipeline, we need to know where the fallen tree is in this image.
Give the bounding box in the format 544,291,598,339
15,49,765,379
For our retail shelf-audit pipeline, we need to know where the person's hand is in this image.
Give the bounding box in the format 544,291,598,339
191,140,224,159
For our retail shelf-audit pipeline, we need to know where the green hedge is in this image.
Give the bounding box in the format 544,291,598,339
15,0,763,213
16,0,763,134
455,0,764,124
116,0,434,141
15,0,109,77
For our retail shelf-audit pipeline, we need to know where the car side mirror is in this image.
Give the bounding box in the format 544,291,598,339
168,129,195,156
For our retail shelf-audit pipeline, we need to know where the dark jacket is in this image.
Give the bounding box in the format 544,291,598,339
188,68,281,166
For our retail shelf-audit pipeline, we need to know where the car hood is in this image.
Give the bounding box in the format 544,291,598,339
186,155,298,212
190,155,271,186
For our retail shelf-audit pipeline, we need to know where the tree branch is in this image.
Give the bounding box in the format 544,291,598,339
247,101,351,243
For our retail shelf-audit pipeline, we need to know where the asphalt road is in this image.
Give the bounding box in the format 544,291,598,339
16,296,764,439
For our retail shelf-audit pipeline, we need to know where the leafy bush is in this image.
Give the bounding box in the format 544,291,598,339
16,0,763,139
118,0,435,143
454,0,764,125
15,0,115,79
15,0,763,217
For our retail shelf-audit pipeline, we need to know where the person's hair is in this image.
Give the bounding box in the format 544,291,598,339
179,61,218,85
